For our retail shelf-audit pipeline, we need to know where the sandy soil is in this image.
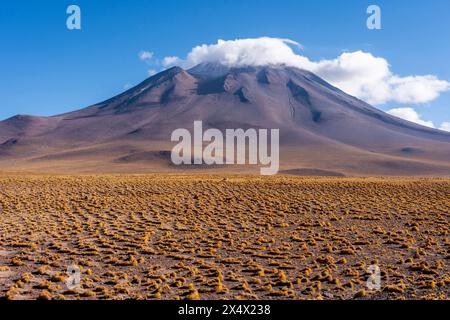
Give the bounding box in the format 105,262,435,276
0,175,448,300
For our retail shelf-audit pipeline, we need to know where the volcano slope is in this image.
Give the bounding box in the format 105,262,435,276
0,64,449,176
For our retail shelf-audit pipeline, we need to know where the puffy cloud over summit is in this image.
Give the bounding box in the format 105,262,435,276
164,37,450,106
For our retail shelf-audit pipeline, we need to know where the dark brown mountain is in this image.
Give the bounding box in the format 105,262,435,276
1,64,450,176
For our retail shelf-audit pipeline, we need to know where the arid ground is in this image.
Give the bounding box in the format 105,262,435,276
0,175,448,300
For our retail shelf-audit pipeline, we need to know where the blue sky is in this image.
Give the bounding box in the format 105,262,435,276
0,0,449,127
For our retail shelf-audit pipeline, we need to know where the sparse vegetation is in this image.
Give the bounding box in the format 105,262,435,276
0,175,448,300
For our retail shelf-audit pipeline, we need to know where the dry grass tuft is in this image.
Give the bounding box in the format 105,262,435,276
0,175,448,300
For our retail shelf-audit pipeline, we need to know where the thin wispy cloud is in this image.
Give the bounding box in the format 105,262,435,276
138,50,154,62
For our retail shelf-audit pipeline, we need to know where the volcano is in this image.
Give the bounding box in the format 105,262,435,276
1,64,450,176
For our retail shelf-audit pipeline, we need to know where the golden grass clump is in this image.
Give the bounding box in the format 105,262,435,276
0,175,448,300
37,290,53,300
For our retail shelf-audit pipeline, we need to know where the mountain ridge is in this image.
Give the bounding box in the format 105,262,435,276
1,63,450,175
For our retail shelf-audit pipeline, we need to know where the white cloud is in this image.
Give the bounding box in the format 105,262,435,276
313,53,450,105
387,108,435,128
147,69,157,76
165,37,311,69
439,122,450,132
163,37,450,105
139,50,154,61
162,56,181,67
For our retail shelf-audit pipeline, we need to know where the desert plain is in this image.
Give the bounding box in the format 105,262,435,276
0,174,449,300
